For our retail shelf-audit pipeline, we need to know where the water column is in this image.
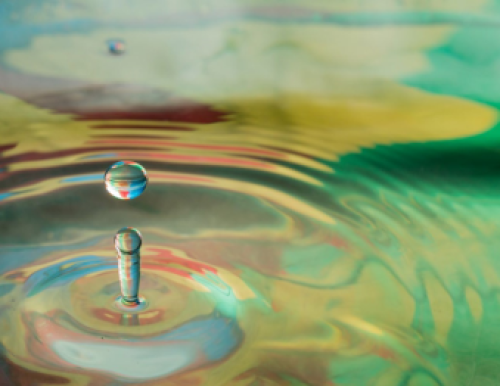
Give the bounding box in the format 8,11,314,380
104,161,148,309
115,227,142,306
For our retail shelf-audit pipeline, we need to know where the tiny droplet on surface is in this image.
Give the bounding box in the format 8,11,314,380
104,161,148,200
107,39,126,55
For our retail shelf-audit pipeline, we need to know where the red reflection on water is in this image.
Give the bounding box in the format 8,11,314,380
90,138,283,157
72,104,226,124
92,124,194,131
3,359,70,385
122,151,272,168
146,247,218,277
0,146,152,167
328,235,349,250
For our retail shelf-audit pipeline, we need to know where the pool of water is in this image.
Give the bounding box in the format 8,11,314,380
2,2,500,385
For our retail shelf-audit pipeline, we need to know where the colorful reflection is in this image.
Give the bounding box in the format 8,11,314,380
1,1,500,385
104,161,148,200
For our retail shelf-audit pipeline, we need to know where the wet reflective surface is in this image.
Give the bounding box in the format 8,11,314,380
2,1,500,385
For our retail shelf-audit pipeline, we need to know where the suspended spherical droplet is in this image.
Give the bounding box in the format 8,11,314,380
107,39,125,55
104,161,148,200
114,227,142,255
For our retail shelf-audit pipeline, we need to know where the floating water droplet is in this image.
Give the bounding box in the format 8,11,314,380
104,161,148,200
115,227,144,307
107,39,125,55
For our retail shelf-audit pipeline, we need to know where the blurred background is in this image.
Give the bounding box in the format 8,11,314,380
1,1,500,385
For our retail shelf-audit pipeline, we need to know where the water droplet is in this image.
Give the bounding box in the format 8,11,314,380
107,39,125,55
104,161,148,200
114,227,142,255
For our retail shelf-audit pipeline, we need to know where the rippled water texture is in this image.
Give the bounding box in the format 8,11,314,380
2,1,500,385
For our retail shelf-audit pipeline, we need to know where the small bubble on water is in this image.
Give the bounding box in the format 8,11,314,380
114,227,142,255
107,39,126,55
104,161,148,200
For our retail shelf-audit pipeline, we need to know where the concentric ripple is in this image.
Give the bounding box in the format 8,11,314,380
0,79,499,385
1,7,500,383
0,241,246,382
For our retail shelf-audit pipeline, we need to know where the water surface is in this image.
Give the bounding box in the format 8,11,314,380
1,2,500,385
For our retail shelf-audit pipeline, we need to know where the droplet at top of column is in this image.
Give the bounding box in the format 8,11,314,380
114,227,142,255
